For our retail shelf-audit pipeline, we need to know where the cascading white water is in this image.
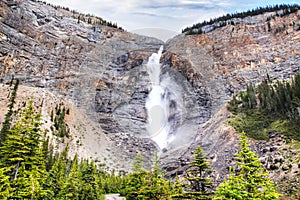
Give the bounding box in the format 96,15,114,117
146,46,176,149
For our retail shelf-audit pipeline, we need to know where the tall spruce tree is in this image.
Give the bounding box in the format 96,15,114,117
44,147,69,199
124,152,173,200
183,146,213,199
137,153,172,199
214,131,280,200
0,79,19,146
171,175,184,199
0,100,48,199
124,152,150,199
79,159,101,199
58,154,81,200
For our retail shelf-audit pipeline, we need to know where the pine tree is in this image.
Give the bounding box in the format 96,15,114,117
245,84,257,109
58,154,81,200
0,167,12,199
42,136,55,171
137,153,172,199
183,146,214,199
0,79,19,146
0,100,48,199
13,163,47,199
44,151,68,199
79,159,101,199
171,175,184,199
124,152,149,199
123,152,174,199
214,131,280,200
293,74,300,99
132,151,144,173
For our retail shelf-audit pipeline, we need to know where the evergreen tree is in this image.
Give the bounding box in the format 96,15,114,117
58,154,81,200
44,147,69,199
293,74,300,99
171,175,184,199
124,152,173,199
137,153,172,199
79,159,101,199
132,151,144,173
42,136,55,171
245,84,257,109
102,170,126,194
124,152,149,199
0,167,12,199
183,146,213,199
214,131,280,200
13,163,47,199
0,79,19,146
0,100,48,199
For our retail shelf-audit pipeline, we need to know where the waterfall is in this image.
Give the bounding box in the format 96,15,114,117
146,46,177,149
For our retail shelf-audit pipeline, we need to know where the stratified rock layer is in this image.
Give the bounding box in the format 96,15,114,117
1,0,300,182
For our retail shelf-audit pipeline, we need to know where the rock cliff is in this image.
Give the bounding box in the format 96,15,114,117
0,0,164,170
164,8,300,183
0,0,300,186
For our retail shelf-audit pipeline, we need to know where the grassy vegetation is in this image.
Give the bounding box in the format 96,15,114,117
227,74,300,140
227,74,300,199
228,112,272,140
228,112,300,140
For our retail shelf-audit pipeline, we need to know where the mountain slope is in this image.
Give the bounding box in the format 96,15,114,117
0,0,164,171
164,7,300,196
0,1,300,196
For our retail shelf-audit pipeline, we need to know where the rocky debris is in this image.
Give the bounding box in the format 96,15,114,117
250,134,300,196
108,132,157,170
162,106,239,185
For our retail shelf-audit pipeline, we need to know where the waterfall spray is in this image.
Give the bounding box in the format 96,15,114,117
146,46,176,149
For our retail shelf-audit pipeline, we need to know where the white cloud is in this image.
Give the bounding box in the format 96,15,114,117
44,0,298,40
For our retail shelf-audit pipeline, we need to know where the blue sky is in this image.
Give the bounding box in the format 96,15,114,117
44,0,299,40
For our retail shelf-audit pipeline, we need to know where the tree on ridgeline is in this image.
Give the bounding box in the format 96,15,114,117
183,4,300,35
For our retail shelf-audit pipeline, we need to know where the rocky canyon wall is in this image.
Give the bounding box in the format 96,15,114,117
0,0,300,178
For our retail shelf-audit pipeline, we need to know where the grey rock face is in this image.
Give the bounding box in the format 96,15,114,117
1,0,300,178
95,50,211,141
0,0,165,169
162,10,300,178
1,0,211,171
